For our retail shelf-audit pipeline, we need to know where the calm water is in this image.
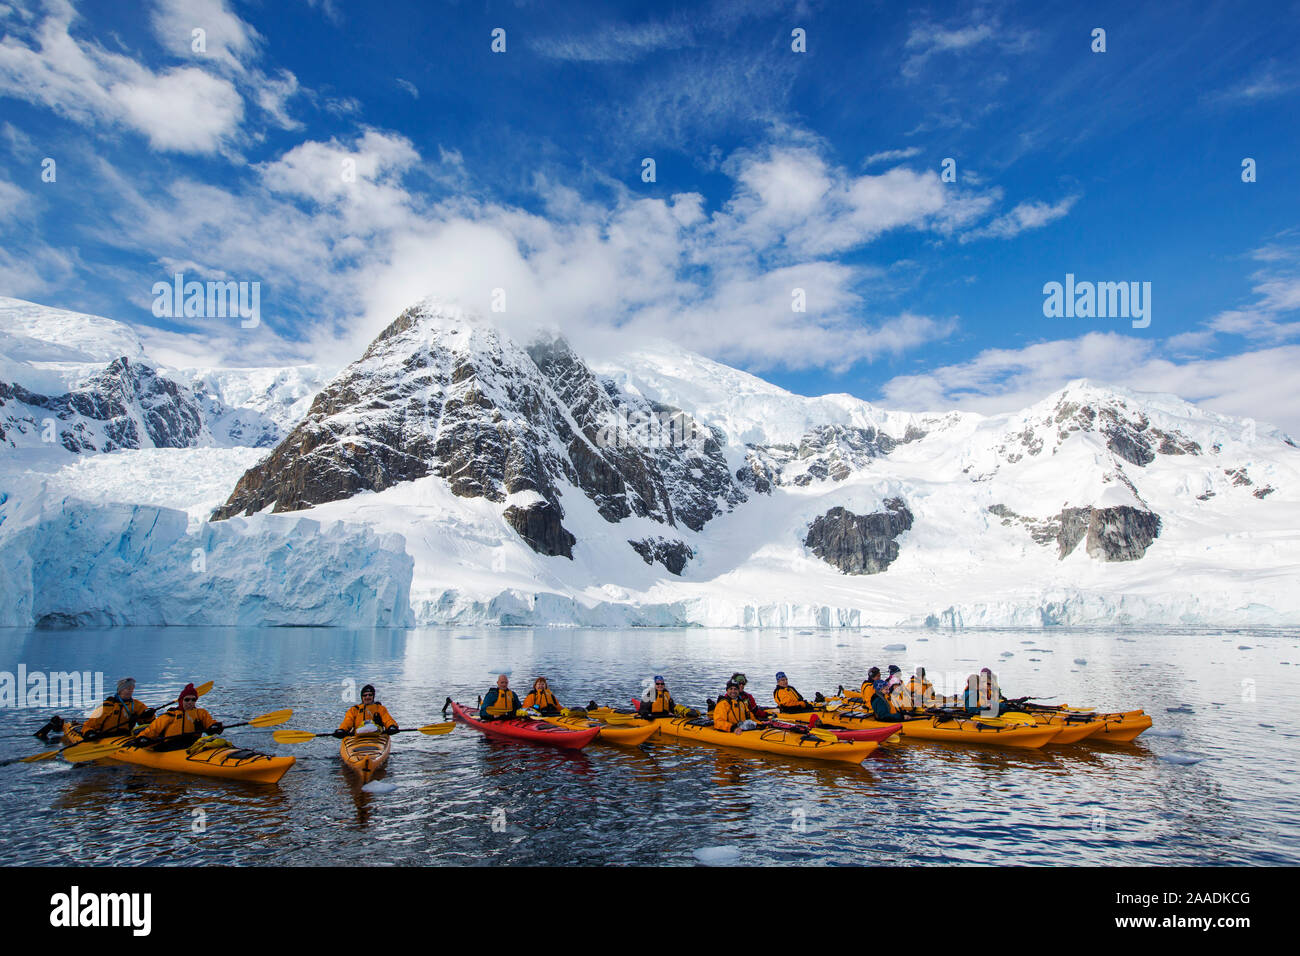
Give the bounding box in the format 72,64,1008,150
0,626,1296,866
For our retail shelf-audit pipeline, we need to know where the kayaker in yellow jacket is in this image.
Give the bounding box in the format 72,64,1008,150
713,681,760,734
858,667,884,703
480,675,523,720
333,684,398,737
773,672,817,713
638,676,678,718
522,677,562,715
130,683,222,746
904,668,935,708
79,678,156,740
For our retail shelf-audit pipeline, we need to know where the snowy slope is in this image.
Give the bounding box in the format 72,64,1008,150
2,298,1298,628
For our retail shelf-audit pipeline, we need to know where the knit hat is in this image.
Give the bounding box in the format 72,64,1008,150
178,683,198,704
116,677,136,696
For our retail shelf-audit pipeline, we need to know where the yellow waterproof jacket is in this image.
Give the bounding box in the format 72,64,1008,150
713,697,753,733
82,697,150,736
774,685,810,710
338,702,397,732
141,707,215,739
522,689,560,712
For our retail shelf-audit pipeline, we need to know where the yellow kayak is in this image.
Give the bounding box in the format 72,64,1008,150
63,725,295,784
812,706,1061,749
339,732,391,783
651,716,878,764
549,714,658,746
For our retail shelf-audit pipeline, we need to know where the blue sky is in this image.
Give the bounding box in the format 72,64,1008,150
2,0,1299,427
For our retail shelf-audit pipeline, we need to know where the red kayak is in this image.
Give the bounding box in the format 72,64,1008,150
767,716,902,743
450,701,600,750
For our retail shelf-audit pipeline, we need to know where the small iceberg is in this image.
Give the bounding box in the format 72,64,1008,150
1145,729,1183,738
1159,752,1205,766
362,780,398,794
1000,651,1014,657
693,846,741,866
884,643,906,651
1073,658,1087,665
1166,705,1194,714
1237,645,1253,651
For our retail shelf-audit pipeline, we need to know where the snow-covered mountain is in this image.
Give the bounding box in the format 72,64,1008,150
2,296,1298,628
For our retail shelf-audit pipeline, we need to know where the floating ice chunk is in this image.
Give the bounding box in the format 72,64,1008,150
362,780,398,794
693,846,741,866
1237,645,1253,650
884,643,906,651
1159,752,1204,766
1073,658,1087,665
1145,729,1183,738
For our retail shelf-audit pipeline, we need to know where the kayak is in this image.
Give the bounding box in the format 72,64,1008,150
549,714,658,746
652,716,879,764
996,711,1105,744
63,725,295,784
450,702,599,750
1020,705,1153,743
340,732,391,783
1084,710,1153,743
811,707,1061,749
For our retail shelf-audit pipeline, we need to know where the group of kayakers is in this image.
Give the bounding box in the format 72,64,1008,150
40,663,1011,751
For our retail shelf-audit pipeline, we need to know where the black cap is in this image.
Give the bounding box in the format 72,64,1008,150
361,684,376,697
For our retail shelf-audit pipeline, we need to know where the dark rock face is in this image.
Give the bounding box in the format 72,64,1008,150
990,502,1161,561
996,395,1201,469
804,498,913,574
212,308,745,558
737,423,917,492
628,536,694,575
1,357,205,452
504,502,575,558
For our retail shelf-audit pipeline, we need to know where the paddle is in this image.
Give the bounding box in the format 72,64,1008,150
273,723,455,744
213,708,294,731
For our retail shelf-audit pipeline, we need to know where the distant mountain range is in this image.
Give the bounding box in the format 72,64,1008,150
2,295,1297,628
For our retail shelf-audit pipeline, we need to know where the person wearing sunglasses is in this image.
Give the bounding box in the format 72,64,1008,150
333,684,398,737
712,680,761,734
128,683,222,747
638,676,677,718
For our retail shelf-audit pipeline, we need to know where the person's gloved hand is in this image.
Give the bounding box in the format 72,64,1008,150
124,737,153,749
332,729,348,738
207,722,224,735
814,692,825,703
140,708,156,721
385,725,398,735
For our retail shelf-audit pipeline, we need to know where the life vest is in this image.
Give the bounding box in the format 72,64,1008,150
523,689,560,712
905,677,934,706
648,689,675,716
82,696,148,736
774,685,809,710
142,707,213,739
713,697,752,733
482,688,520,718
339,702,395,732
860,681,877,703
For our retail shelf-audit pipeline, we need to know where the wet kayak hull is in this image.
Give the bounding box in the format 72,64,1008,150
340,732,391,783
63,726,295,784
450,702,599,750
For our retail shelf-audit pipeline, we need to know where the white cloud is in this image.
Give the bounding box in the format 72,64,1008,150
395,77,418,99
111,65,244,153
876,332,1300,434
864,147,922,165
531,19,694,63
960,195,1079,242
0,0,298,154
